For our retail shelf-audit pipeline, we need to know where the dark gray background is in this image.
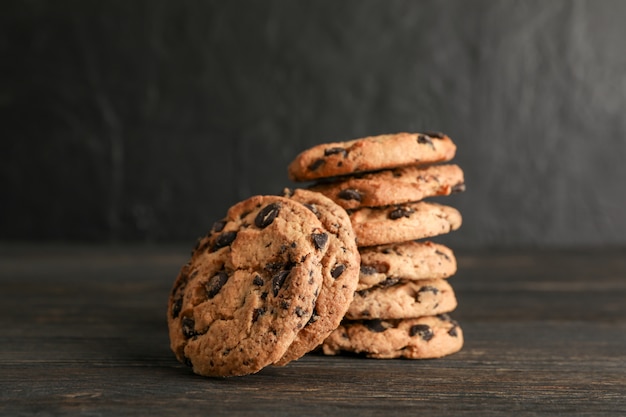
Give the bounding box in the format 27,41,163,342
2,0,626,248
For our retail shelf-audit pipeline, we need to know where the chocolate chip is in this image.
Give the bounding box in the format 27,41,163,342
307,308,319,324
452,183,466,193
388,206,414,220
448,326,458,337
409,324,434,341
337,189,362,202
324,147,348,157
417,134,434,146
272,270,291,296
206,271,229,299
280,300,290,309
308,158,325,171
253,275,264,286
355,289,369,297
252,307,266,322
255,203,281,229
360,265,377,275
212,231,237,251
303,203,319,217
212,219,226,233
378,277,399,288
183,356,193,367
365,319,387,333
331,264,346,279
423,131,444,139
181,316,196,338
295,306,305,317
171,298,182,319
418,285,440,295
434,249,450,261
312,232,328,250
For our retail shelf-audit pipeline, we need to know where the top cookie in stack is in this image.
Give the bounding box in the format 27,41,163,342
288,132,465,248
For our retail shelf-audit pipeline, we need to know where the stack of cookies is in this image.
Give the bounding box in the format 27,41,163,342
287,132,465,360
167,132,465,378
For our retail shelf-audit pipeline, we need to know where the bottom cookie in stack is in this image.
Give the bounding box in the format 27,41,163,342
321,314,463,359
320,240,464,359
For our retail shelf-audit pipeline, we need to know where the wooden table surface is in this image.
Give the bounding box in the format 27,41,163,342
1,244,625,416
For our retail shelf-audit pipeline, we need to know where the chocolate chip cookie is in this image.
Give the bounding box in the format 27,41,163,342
349,202,462,247
346,278,457,320
309,164,465,210
358,241,457,290
275,189,360,366
321,314,463,359
167,195,329,377
288,132,457,182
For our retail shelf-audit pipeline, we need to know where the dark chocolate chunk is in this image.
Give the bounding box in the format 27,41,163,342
418,285,440,295
337,188,362,202
252,275,264,286
307,308,319,324
252,307,266,323
171,298,182,319
272,270,291,296
417,134,434,147
360,265,377,275
181,316,196,338
183,356,193,368
423,131,444,139
355,289,369,297
448,326,458,337
331,263,346,279
434,249,451,261
206,271,229,299
365,319,387,333
324,147,348,157
303,203,319,217
312,232,328,250
255,203,281,229
211,219,227,233
409,324,434,341
280,300,291,309
308,158,325,171
388,206,414,220
452,183,466,193
378,277,399,288
212,231,237,251
295,306,306,317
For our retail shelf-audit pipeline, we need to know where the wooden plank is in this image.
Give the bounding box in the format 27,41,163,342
1,246,625,416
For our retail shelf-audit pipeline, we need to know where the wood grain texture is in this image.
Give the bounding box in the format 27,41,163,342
1,245,625,416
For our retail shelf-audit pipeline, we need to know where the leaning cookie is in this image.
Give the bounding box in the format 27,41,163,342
321,314,463,359
309,164,465,210
349,202,462,247
275,189,360,366
358,241,457,290
345,278,457,320
167,195,329,377
288,132,457,182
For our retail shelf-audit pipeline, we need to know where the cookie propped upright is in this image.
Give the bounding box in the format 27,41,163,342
167,195,330,377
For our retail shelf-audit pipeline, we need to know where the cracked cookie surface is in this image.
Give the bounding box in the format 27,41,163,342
167,195,328,377
275,189,360,366
322,314,463,359
358,241,457,290
349,201,462,247
346,278,457,320
309,164,465,210
288,132,456,182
